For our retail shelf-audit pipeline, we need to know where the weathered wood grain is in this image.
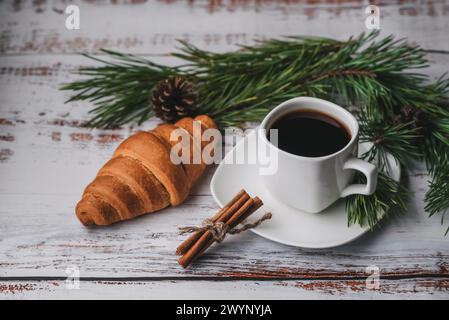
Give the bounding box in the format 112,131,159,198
0,174,448,279
0,52,448,283
1,278,448,299
1,0,449,299
1,0,449,55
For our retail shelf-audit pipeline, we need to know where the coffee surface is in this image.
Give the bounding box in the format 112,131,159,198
268,110,350,157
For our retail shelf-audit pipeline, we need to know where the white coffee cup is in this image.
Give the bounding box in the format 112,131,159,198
258,97,377,213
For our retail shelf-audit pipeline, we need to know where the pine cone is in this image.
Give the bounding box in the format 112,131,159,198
393,107,431,134
151,76,197,123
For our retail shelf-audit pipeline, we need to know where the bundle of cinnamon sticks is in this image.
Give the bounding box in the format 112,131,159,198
177,189,264,268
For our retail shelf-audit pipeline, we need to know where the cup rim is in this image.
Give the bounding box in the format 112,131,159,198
259,97,359,161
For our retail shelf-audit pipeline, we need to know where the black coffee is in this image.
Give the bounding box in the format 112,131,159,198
268,110,351,157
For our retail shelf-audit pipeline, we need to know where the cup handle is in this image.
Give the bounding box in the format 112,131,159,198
340,157,378,197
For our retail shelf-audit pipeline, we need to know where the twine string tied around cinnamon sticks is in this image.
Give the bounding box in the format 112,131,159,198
176,189,268,268
179,212,272,243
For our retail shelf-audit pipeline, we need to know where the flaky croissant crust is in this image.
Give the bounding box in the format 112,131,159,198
76,115,217,226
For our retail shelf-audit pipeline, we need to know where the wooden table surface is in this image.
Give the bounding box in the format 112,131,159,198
1,0,449,300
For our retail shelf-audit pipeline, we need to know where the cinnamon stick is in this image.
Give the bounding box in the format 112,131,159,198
192,197,264,263
227,196,263,228
178,196,255,268
176,189,247,255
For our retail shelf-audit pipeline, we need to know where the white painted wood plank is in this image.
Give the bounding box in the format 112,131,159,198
1,278,448,300
0,173,448,278
0,54,448,279
0,0,448,299
1,0,449,55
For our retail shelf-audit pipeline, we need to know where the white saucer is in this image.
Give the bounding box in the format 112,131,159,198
210,130,400,249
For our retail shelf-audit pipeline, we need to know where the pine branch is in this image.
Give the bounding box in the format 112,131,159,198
345,111,418,228
188,32,432,127
358,112,422,169
346,173,410,229
422,115,449,234
61,49,181,128
62,32,442,129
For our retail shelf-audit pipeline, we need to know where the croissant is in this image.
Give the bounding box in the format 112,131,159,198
76,115,217,226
